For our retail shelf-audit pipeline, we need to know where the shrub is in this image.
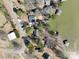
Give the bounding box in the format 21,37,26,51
48,30,55,35
25,27,34,36
14,29,20,38
58,2,63,7
51,14,56,19
28,43,34,53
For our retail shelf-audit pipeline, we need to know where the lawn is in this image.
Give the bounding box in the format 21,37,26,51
49,0,79,51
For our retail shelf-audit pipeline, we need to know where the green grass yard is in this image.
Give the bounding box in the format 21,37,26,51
49,0,79,51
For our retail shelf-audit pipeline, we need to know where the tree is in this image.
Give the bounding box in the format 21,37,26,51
28,43,34,53
13,29,20,38
48,30,54,35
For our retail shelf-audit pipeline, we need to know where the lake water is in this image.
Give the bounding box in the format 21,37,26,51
55,0,79,51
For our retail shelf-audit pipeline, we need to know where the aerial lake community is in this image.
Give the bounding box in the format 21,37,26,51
0,0,79,59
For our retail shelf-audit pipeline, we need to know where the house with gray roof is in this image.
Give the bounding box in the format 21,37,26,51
42,6,54,15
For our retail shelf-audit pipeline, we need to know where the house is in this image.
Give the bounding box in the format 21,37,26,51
60,0,67,2
37,15,44,20
17,19,25,30
55,8,62,16
52,0,59,3
36,0,45,8
35,14,44,21
42,52,49,59
8,31,16,40
44,0,50,6
28,15,36,26
33,24,38,29
42,6,55,15
50,0,58,8
28,15,35,22
34,9,42,15
24,0,46,10
32,29,39,37
22,36,30,46
63,40,70,47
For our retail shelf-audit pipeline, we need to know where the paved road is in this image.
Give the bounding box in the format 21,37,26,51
2,0,26,36
2,0,28,59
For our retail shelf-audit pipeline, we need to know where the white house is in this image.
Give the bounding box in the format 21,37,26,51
55,8,62,16
8,32,16,40
61,0,67,2
65,42,70,47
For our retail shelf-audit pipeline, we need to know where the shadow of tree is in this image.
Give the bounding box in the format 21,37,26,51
11,41,21,50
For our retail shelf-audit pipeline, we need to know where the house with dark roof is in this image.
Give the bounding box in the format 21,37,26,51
28,15,36,26
42,52,49,59
22,36,30,46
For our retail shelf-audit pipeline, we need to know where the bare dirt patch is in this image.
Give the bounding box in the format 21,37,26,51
0,11,7,27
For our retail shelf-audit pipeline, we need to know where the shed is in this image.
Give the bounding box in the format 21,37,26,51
8,32,16,40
